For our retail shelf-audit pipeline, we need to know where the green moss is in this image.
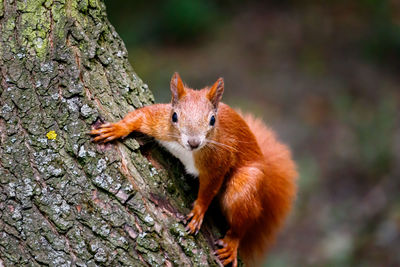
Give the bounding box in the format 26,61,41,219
78,0,89,12
44,0,53,8
115,248,140,266
0,0,4,17
19,5,51,59
51,3,67,40
88,0,98,8
66,226,93,260
5,15,16,32
136,233,160,252
16,0,46,12
141,252,165,266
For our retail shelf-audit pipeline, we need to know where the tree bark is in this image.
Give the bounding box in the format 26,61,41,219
0,0,222,266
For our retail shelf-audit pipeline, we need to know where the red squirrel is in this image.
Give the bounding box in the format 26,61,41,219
91,73,297,266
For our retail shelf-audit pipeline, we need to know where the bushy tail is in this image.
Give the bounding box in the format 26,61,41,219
237,111,298,265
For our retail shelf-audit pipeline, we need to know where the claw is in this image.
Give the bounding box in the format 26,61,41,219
195,218,203,235
90,129,100,135
90,122,127,144
93,136,104,142
215,239,226,247
214,237,239,267
104,136,116,142
99,128,111,134
185,202,206,235
221,257,237,267
186,212,194,220
216,247,229,255
216,250,231,260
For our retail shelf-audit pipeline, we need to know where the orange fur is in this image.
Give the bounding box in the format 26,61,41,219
91,73,297,266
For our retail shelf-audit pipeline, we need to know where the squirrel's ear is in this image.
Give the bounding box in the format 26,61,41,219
207,77,224,109
170,72,186,105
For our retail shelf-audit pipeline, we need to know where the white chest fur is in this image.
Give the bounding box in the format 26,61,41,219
158,140,199,176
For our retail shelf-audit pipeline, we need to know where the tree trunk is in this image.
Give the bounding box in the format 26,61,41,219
0,0,222,266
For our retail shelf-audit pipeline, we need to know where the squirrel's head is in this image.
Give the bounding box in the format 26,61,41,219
169,72,224,151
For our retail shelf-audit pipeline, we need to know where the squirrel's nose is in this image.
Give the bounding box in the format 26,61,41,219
188,138,201,150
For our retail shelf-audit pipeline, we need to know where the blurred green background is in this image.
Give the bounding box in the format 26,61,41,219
105,0,400,266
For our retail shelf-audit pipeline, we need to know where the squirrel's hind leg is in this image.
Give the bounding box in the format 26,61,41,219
216,165,264,266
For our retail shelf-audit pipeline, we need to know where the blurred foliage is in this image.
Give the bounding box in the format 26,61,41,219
360,0,400,66
106,0,400,65
105,0,400,266
106,0,220,45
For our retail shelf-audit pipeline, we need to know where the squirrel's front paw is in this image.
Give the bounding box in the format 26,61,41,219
185,203,205,235
90,122,128,143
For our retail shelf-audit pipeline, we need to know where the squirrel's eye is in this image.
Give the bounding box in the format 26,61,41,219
210,115,216,126
172,112,178,123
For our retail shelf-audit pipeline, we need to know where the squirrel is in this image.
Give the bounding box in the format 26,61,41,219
91,73,297,266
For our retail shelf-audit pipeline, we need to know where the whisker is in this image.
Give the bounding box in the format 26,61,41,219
164,133,181,139
205,139,238,153
205,143,227,153
232,139,258,144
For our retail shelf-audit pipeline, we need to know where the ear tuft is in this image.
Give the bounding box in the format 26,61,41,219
170,72,186,105
207,77,224,109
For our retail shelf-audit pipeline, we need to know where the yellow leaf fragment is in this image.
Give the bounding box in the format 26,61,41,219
46,130,57,140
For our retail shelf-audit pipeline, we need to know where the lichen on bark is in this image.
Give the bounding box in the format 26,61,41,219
0,0,222,266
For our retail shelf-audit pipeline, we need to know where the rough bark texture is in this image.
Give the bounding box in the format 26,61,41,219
0,0,222,266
